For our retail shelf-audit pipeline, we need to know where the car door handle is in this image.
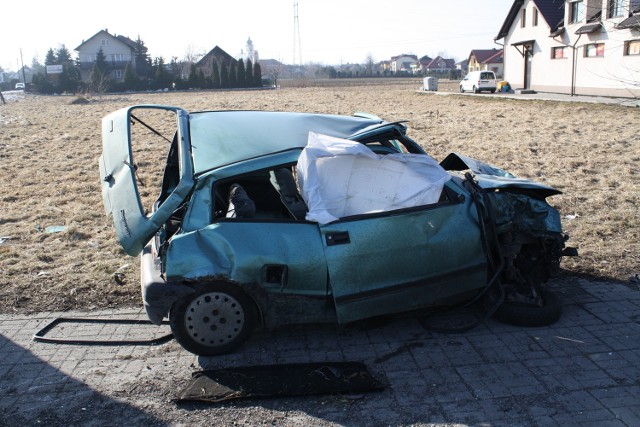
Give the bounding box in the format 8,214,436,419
326,231,350,246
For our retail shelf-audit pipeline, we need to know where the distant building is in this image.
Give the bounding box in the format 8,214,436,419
412,55,433,74
196,46,236,75
237,37,259,64
420,56,456,75
467,49,504,78
455,59,469,75
75,29,142,82
390,54,418,73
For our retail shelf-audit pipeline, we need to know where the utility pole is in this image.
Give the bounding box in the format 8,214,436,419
293,1,302,66
20,49,27,85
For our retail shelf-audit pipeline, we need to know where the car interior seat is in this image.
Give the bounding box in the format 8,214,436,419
270,168,308,220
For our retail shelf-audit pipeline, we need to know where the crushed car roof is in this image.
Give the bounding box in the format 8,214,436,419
189,111,385,174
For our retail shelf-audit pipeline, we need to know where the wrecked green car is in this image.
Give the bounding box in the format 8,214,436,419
100,105,575,356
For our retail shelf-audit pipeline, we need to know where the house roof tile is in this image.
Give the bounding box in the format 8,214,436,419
496,0,565,40
469,49,504,64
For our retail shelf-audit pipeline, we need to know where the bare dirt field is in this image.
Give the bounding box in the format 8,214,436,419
0,79,638,315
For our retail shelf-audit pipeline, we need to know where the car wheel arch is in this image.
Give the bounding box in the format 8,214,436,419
169,279,263,356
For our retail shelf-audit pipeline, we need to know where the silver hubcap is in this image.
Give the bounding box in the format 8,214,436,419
184,292,245,347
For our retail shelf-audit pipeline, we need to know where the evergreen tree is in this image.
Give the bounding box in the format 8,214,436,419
95,48,108,73
228,61,237,88
154,57,170,89
220,62,229,88
134,36,153,79
236,59,246,88
188,64,198,88
44,49,56,66
55,45,72,64
253,62,262,87
211,61,220,89
59,63,80,93
123,62,138,91
246,59,254,87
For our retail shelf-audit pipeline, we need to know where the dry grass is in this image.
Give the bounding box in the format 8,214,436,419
0,79,638,314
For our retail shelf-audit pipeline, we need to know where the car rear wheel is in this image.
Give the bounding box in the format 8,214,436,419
490,89,496,93
493,289,562,327
170,282,256,356
473,86,479,94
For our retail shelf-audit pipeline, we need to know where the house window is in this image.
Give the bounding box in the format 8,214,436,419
608,0,625,18
570,1,585,23
113,70,123,79
552,46,567,58
521,9,527,27
584,43,605,57
101,39,109,47
533,8,539,26
624,40,640,55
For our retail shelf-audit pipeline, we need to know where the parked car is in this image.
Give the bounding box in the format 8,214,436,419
460,71,497,93
15,82,25,90
100,105,575,356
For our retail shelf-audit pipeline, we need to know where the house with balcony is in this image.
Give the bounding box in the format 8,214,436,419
467,49,504,78
495,0,640,97
75,29,142,82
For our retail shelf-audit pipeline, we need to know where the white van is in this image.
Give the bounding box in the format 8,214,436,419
460,71,497,94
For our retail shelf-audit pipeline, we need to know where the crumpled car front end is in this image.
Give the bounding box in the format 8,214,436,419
441,153,577,323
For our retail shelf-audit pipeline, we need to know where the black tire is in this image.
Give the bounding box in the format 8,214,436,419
490,89,496,93
473,86,479,94
493,289,562,327
170,282,256,356
460,85,465,93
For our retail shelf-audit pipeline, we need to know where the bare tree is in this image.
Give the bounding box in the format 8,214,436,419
364,53,375,77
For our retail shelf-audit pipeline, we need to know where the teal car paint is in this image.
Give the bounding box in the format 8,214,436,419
100,105,575,356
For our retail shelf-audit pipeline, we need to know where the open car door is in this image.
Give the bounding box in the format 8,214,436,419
99,105,194,256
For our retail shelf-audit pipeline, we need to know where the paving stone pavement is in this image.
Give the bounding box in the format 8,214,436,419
0,276,639,426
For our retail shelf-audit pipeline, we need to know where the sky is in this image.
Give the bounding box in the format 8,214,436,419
1,0,513,71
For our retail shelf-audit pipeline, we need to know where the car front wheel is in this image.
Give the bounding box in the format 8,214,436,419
170,282,256,356
460,85,464,93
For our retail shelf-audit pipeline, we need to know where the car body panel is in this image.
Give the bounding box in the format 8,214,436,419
321,199,487,323
100,105,194,256
164,221,328,295
441,152,561,198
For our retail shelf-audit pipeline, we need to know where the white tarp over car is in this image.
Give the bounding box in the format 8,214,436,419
297,132,451,224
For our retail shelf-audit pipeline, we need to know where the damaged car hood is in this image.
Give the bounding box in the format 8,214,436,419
440,153,561,198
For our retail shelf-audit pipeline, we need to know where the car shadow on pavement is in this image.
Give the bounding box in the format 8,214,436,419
177,275,640,426
0,333,163,426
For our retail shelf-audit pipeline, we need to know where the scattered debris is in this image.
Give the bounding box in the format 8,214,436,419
0,236,12,245
113,273,126,286
45,225,67,233
565,213,579,220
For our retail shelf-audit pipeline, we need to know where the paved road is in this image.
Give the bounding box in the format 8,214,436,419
422,88,640,107
1,276,639,426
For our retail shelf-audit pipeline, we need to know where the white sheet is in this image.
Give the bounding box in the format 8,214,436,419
297,132,451,224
